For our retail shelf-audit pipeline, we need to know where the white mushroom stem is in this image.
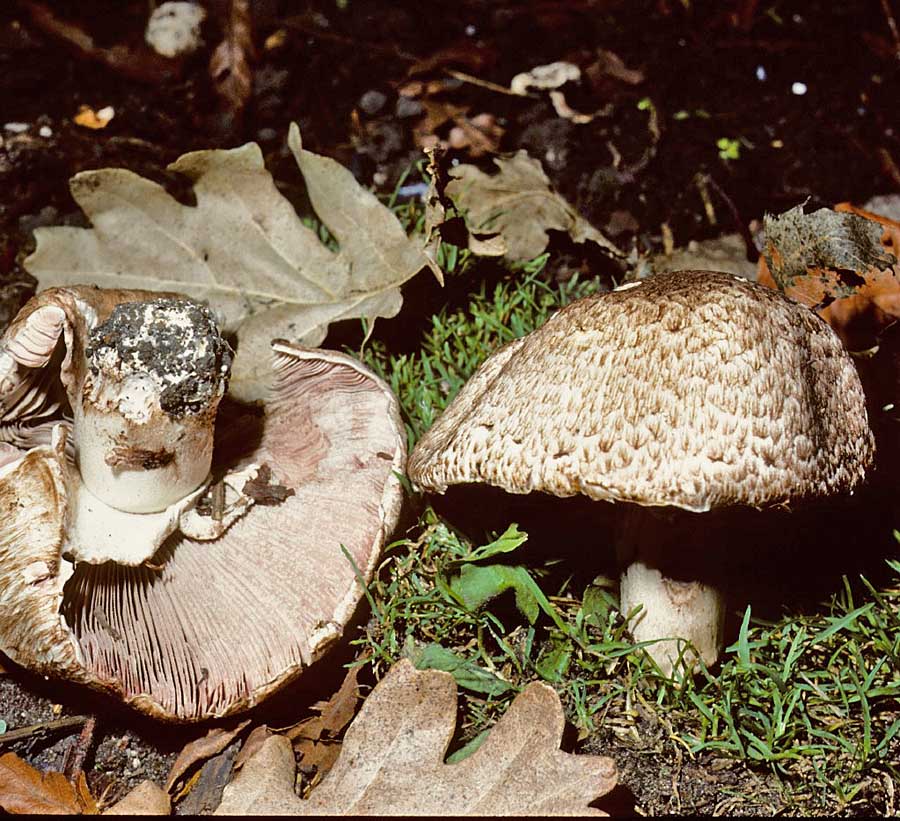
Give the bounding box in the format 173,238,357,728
615,507,724,677
73,299,231,514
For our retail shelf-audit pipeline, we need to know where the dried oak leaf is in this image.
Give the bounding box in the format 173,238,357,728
101,780,170,815
165,720,251,793
446,150,622,262
24,123,441,401
214,659,617,816
281,662,363,787
759,203,900,349
0,752,97,815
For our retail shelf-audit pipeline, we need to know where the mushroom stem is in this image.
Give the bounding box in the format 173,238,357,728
74,299,231,514
615,507,724,676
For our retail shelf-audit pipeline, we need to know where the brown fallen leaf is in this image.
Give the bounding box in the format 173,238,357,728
282,663,364,787
585,48,645,88
214,735,297,815
178,740,243,815
759,203,900,349
406,40,496,77
0,752,97,814
74,772,98,815
210,0,255,118
446,150,623,262
422,145,453,272
165,720,251,794
215,659,617,816
101,780,170,815
233,725,272,772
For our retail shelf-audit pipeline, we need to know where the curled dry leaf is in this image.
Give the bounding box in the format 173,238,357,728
24,123,440,402
282,663,364,786
759,203,900,350
215,659,617,816
233,725,272,772
446,150,622,262
165,720,251,793
585,49,645,88
509,61,607,125
0,752,97,815
422,145,447,268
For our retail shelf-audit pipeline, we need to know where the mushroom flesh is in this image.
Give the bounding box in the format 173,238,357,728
0,286,406,719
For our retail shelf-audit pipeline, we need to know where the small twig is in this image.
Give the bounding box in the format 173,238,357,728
211,479,226,522
694,173,717,226
62,716,97,781
703,174,760,262
281,16,418,61
879,0,900,61
0,715,89,746
877,147,900,189
18,0,180,84
443,69,531,98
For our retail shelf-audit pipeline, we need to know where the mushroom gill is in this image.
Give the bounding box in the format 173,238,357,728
0,288,406,720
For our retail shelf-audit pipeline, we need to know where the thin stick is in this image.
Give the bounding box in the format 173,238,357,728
880,0,900,60
878,147,900,189
704,174,760,262
18,0,179,83
63,716,97,780
444,69,532,97
0,715,89,746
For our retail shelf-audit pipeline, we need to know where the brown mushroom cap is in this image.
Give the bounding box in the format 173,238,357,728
0,288,406,721
408,270,874,512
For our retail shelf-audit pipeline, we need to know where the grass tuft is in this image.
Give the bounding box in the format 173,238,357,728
353,253,900,813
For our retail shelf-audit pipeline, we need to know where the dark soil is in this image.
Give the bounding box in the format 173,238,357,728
1,0,898,815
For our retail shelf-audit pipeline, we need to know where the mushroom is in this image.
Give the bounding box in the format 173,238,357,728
407,270,875,675
0,286,405,720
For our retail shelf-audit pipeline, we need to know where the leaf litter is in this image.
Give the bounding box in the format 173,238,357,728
445,150,623,262
0,752,97,815
759,203,900,350
214,659,617,816
24,123,442,402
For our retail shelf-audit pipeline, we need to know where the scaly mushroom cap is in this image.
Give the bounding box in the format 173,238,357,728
409,270,874,512
0,288,406,721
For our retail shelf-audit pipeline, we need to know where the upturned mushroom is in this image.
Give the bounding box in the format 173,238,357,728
0,286,405,720
408,270,875,674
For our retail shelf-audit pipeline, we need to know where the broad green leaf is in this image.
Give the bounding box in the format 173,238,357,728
444,728,490,764
581,579,616,626
406,642,512,696
534,636,573,683
465,524,529,562
444,563,541,624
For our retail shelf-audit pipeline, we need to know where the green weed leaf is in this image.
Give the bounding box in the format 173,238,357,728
406,643,512,696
